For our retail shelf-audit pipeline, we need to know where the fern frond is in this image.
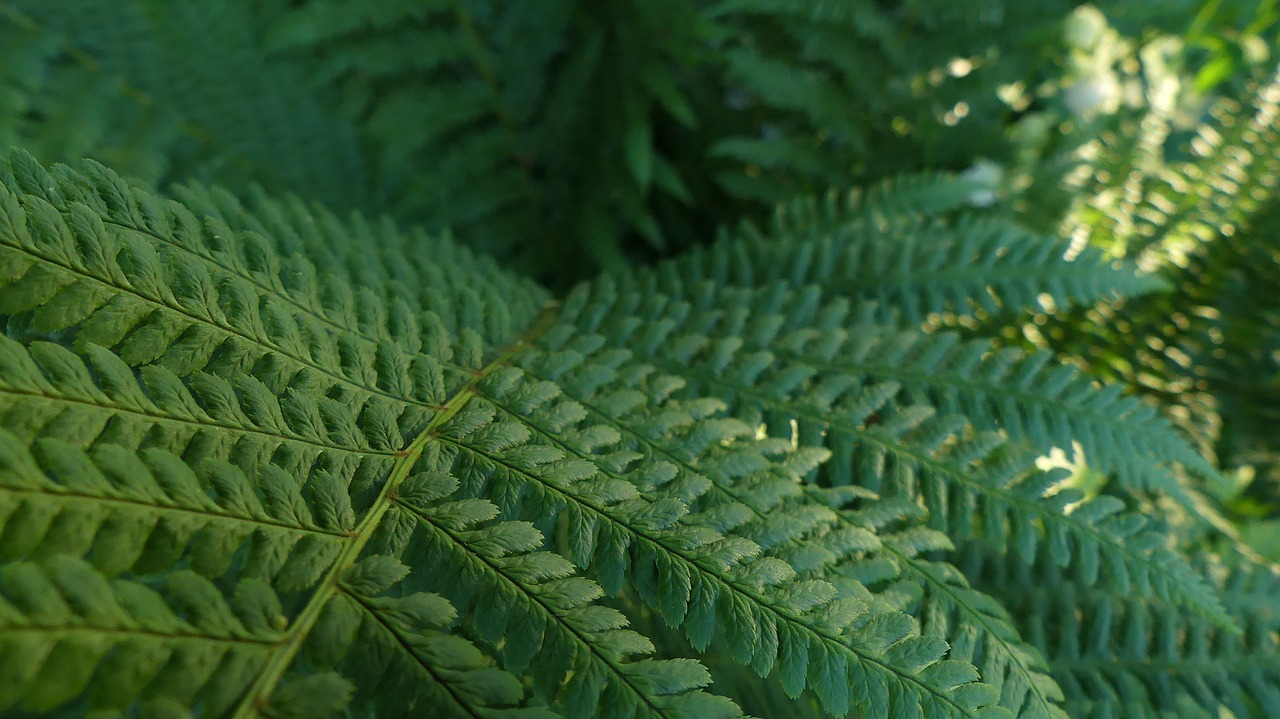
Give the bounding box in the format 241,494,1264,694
0,151,494,518
704,0,1075,204
0,331,580,718
0,6,1269,719
264,0,543,232
874,548,1067,719
560,278,1231,627
0,6,182,185
6,0,370,208
167,182,551,350
0,151,1018,718
1030,64,1280,496
513,330,1064,719
0,151,740,718
578,277,1216,509
450,357,1006,718
703,446,1070,719
0,149,481,399
0,537,550,718
773,318,1220,497
0,426,348,587
264,0,703,282
645,212,1163,325
1065,65,1280,263
516,329,1049,718
959,549,1280,719
379,468,744,719
0,335,400,503
0,554,290,716
321,564,561,719
766,172,994,223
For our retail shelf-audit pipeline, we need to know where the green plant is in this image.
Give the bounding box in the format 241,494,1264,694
1001,7,1280,529
1,2,1278,719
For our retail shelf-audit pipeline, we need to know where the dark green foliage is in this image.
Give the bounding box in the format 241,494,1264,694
0,2,1277,719
704,0,1074,198
0,0,1165,287
1019,60,1280,520
4,1,368,207
957,548,1280,719
265,0,709,281
0,6,182,186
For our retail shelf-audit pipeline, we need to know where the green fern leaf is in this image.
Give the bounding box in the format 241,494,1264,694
0,6,182,185
558,278,1232,627
0,6,1269,719
0,151,747,718
5,0,370,208
959,549,1280,719
0,151,1018,719
639,180,1165,323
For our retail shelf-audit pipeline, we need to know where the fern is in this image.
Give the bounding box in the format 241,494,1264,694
558,277,1229,621
1023,52,1280,517
0,0,370,209
625,171,1168,327
0,3,1276,717
703,0,1075,203
0,146,1228,718
0,151,1054,718
263,0,704,283
957,548,1280,719
0,6,182,185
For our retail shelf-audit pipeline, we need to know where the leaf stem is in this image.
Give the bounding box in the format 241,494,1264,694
228,302,560,718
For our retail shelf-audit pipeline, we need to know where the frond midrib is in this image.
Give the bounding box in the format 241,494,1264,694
339,586,489,719
225,302,561,719
393,497,671,718
0,383,401,458
457,401,984,717
3,217,435,410
0,482,347,538
660,362,1228,623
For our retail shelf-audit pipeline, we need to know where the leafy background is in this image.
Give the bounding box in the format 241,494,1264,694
2,0,1280,716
